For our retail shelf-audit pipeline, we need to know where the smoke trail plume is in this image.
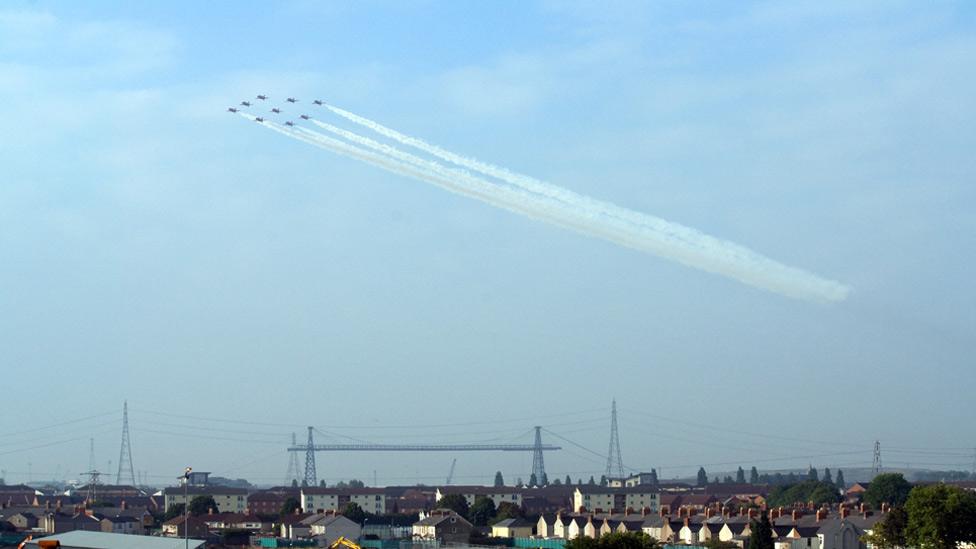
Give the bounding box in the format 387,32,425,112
241,109,851,303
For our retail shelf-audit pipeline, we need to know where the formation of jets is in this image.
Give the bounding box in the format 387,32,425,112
230,95,321,128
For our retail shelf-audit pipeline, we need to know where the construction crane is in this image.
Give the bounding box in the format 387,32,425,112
446,458,457,485
329,537,362,549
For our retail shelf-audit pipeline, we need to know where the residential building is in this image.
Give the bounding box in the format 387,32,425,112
247,488,301,516
162,485,247,513
99,514,141,534
301,487,387,515
161,514,209,538
434,486,522,509
573,486,659,514
412,509,473,544
491,517,534,538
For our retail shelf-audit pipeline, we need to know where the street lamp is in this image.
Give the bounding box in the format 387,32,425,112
181,467,192,549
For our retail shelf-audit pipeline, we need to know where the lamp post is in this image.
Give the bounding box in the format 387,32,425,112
181,467,192,549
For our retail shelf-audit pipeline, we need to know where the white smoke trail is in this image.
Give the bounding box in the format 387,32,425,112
318,104,851,303
322,103,676,233
244,112,851,302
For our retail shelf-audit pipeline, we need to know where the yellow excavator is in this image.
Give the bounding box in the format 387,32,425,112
329,536,362,549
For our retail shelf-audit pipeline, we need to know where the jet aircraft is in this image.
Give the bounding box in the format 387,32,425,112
300,114,310,120
271,108,281,113
313,100,323,105
240,101,251,106
284,121,295,126
256,95,268,100
286,98,298,103
255,117,265,122
227,107,238,113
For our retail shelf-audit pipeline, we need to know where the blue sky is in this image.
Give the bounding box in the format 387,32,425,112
1,1,974,487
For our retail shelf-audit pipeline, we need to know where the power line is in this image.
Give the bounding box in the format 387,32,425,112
0,411,118,438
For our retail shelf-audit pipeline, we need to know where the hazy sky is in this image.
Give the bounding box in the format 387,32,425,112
1,1,974,488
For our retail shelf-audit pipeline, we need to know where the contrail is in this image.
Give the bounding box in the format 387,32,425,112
242,110,851,303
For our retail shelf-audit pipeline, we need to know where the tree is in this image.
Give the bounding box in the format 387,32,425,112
553,478,562,486
290,479,299,488
319,480,326,487
767,481,841,507
164,503,185,521
835,470,845,490
342,502,366,524
863,473,913,508
540,472,549,486
301,479,309,487
600,475,608,486
469,496,497,526
436,493,470,519
280,497,300,516
495,501,523,522
750,467,759,484
807,467,818,481
588,476,596,485
723,476,734,484
823,468,832,484
188,495,218,516
649,469,659,487
516,477,524,487
736,467,746,483
705,540,740,549
577,478,583,486
494,471,505,487
862,506,907,549
747,513,774,549
565,475,572,486
905,483,976,549
697,468,708,486
565,531,661,549
529,473,538,487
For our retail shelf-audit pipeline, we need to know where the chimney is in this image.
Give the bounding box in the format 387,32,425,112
294,507,301,515
678,507,686,518
706,508,714,519
792,510,801,521
683,517,690,528
641,507,648,517
120,500,127,511
659,507,667,517
840,507,849,519
45,501,51,510
881,503,890,513
859,502,867,513
688,508,697,517
816,509,825,522
208,507,214,515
